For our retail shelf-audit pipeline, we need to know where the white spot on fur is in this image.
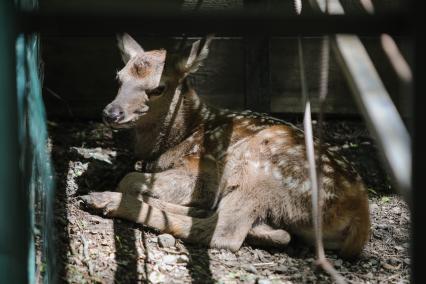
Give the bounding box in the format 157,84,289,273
341,179,351,188
272,168,282,180
292,165,301,172
263,163,271,174
216,144,223,152
249,160,260,169
336,159,346,167
191,144,200,153
283,176,298,189
300,180,311,193
263,132,275,139
323,164,334,174
286,148,298,155
323,177,334,187
321,155,330,163
275,138,287,144
324,191,337,199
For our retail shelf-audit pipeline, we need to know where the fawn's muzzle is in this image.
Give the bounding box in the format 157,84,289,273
103,105,125,124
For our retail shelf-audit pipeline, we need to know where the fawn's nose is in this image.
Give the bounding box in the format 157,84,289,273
103,105,125,124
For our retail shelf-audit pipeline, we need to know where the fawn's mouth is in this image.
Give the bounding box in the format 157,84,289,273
103,111,147,129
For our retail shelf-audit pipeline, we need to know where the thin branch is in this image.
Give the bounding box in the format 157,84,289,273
43,86,74,118
296,3,347,281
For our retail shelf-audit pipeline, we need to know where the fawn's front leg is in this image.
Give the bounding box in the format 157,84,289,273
81,190,256,252
119,153,220,208
117,169,219,209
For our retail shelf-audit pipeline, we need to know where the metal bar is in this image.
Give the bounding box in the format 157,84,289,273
332,35,412,204
298,34,346,283
0,1,28,283
18,11,409,36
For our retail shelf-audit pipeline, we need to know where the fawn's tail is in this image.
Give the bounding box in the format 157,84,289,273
339,187,371,258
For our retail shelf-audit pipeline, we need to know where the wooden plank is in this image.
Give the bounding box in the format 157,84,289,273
244,36,271,112
243,0,271,113
269,37,355,114
181,0,243,10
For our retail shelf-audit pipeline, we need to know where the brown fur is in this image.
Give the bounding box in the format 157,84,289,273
82,34,371,258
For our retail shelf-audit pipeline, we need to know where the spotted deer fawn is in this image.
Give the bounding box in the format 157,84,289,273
82,34,370,258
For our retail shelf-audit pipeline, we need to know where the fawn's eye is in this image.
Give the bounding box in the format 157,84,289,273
146,86,165,97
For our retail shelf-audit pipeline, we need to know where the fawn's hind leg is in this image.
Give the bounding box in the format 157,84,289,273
139,197,290,247
134,197,290,247
246,224,291,248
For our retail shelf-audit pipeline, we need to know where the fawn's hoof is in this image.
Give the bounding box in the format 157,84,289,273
80,191,122,216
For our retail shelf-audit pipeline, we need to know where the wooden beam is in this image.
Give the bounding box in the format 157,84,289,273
19,11,409,36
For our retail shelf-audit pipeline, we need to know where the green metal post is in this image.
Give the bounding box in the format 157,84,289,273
0,1,28,283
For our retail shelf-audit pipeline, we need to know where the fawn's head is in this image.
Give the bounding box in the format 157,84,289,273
103,33,213,129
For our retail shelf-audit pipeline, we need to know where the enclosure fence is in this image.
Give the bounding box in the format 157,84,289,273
0,0,421,283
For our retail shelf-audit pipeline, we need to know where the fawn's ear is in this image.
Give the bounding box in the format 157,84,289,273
117,33,144,63
180,34,214,74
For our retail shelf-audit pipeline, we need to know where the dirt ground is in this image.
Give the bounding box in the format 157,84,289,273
48,119,411,283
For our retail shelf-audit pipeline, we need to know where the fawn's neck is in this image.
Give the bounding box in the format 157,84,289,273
133,80,214,159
